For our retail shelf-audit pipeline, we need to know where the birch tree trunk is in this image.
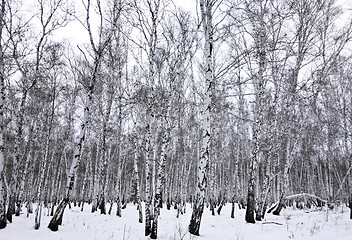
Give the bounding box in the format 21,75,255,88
189,0,213,236
245,0,268,223
115,93,123,217
0,0,6,229
151,121,170,239
80,147,91,212
47,69,95,231
245,112,260,223
144,0,159,234
132,127,143,223
48,0,121,231
145,117,153,236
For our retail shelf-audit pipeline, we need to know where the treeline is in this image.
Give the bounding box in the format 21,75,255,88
0,0,352,238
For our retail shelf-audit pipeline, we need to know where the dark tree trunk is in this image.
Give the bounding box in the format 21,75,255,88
99,197,106,214
217,203,223,215
273,202,284,215
47,198,69,231
0,218,5,229
6,195,15,223
50,203,55,216
189,196,204,236
150,193,162,239
137,200,143,223
231,195,235,218
166,197,171,210
108,201,113,215
80,202,85,212
245,192,255,224
116,196,121,217
231,200,235,218
273,195,285,215
15,200,21,216
176,202,180,218
267,203,277,214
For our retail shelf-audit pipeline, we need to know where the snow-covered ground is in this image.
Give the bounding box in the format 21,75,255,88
1,203,352,240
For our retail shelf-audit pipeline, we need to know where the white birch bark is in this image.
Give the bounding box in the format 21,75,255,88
133,136,143,222
245,1,267,222
144,116,153,236
144,0,158,234
151,117,170,239
189,0,213,236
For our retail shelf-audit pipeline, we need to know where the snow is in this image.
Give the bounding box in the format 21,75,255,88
1,203,352,240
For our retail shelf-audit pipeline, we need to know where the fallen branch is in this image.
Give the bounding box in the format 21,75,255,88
262,222,283,225
268,193,328,214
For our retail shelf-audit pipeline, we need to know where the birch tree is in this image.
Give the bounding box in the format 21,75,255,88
5,0,72,223
149,6,198,237
132,121,143,223
48,0,122,231
189,0,214,236
130,0,164,235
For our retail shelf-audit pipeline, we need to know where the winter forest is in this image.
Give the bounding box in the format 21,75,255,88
1,0,352,239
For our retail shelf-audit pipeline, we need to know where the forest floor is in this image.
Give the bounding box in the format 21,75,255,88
1,202,351,240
